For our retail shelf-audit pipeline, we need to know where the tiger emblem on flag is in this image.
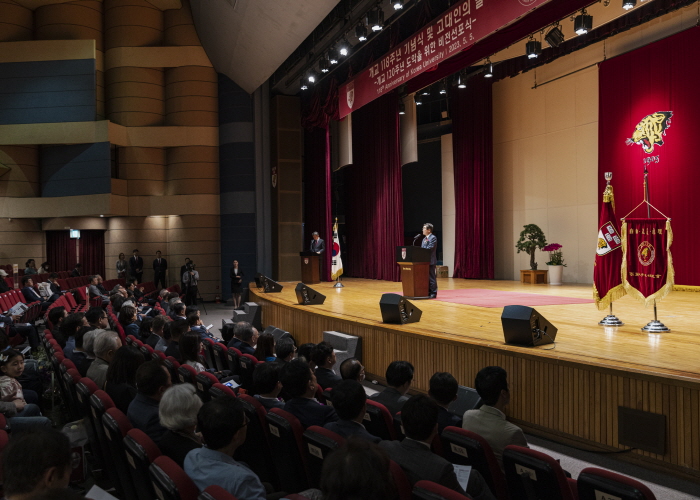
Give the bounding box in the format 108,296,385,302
625,111,672,154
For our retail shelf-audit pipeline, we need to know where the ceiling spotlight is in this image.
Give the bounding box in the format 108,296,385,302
368,8,384,32
622,0,636,9
484,59,493,78
300,79,308,91
421,87,431,96
544,25,565,48
356,23,367,42
414,94,423,105
320,57,330,73
329,49,338,65
526,37,541,59
307,73,316,84
393,0,403,10
456,70,467,89
574,10,592,35
398,100,406,115
439,80,447,95
338,39,350,57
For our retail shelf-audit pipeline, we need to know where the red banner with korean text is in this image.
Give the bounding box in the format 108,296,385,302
593,184,626,310
338,0,550,118
621,218,674,306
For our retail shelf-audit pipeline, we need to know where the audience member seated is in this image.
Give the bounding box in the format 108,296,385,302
235,322,258,356
95,274,108,295
47,272,61,301
312,341,342,390
24,259,37,276
88,275,110,306
105,345,146,414
85,306,109,330
380,395,496,500
462,366,528,471
429,372,462,432
60,312,87,358
297,343,316,367
69,326,95,377
0,310,40,350
370,360,414,416
252,362,285,410
0,349,51,432
70,263,82,277
49,306,67,337
320,439,397,500
253,332,276,362
180,332,208,373
325,380,381,443
281,358,338,428
185,396,285,500
275,337,296,362
227,321,244,350
172,302,187,321
146,315,168,351
87,330,122,389
0,269,10,293
340,358,365,382
127,360,171,443
139,316,154,343
2,428,72,500
158,383,203,467
110,293,126,313
165,319,189,362
21,276,50,311
119,304,140,338
127,278,146,302
188,312,220,342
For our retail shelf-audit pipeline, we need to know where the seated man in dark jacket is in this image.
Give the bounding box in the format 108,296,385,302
21,276,49,311
164,319,188,363
127,360,172,443
325,380,381,443
233,321,257,356
252,362,285,410
311,341,342,390
370,360,414,416
281,358,338,428
429,371,463,433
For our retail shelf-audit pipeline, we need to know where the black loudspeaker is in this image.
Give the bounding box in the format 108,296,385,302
501,305,557,346
255,273,283,293
295,283,326,305
379,293,422,324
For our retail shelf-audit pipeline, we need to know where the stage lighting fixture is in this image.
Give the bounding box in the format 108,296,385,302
393,0,403,10
300,79,308,91
457,70,467,89
398,100,406,115
574,10,592,35
414,94,423,105
320,57,330,73
544,25,565,48
623,0,636,9
421,87,431,96
368,8,384,31
356,23,367,42
307,73,316,84
439,80,447,95
338,39,350,57
484,59,493,78
526,38,541,59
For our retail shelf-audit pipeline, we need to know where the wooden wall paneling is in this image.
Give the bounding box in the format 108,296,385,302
34,0,103,50
118,146,166,196
104,0,163,50
0,0,32,42
104,216,168,280
0,145,39,197
106,66,165,126
163,0,200,46
164,66,217,126
166,145,218,195
0,217,44,264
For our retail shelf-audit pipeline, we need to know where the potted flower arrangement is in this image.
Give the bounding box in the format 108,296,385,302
544,243,566,285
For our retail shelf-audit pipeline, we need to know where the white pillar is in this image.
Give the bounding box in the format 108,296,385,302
400,94,418,166
441,133,455,277
338,114,353,168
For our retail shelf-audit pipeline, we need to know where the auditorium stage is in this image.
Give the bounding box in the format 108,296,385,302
250,278,700,479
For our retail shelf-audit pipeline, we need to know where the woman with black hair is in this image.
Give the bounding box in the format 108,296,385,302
105,345,146,414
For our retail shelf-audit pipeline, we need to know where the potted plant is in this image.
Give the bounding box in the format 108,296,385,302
515,224,547,270
544,243,566,285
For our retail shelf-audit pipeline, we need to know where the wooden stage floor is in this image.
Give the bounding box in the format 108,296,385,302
251,277,700,477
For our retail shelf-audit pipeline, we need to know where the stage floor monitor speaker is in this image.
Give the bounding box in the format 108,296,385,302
501,305,557,346
263,325,293,342
380,293,422,324
295,283,326,305
255,273,283,293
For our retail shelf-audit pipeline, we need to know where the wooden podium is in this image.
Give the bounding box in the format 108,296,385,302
396,246,432,298
300,252,320,284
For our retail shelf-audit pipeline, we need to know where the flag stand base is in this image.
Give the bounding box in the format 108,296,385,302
641,301,670,332
333,282,344,288
599,315,624,327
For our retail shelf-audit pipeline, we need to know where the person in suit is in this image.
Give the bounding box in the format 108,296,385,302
21,277,49,311
312,341,341,390
421,223,438,298
310,231,325,254
370,360,414,416
88,275,109,307
281,358,338,428
129,249,143,282
0,269,10,293
153,250,167,289
252,362,285,410
234,322,258,356
462,366,528,471
379,395,496,500
158,384,203,467
340,358,365,382
127,360,172,443
429,372,462,433
180,258,191,291
165,319,188,363
70,263,82,277
325,380,381,443
229,260,244,309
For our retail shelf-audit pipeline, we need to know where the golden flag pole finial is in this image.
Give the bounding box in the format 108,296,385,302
603,172,615,211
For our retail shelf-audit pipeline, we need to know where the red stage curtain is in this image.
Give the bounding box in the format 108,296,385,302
450,77,494,279
345,92,403,281
599,27,700,285
78,230,105,278
46,230,76,272
303,126,332,281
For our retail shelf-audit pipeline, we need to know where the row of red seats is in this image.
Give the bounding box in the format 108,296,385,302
3,271,73,290
0,288,42,322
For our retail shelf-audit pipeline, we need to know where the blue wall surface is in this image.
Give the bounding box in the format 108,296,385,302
40,142,111,197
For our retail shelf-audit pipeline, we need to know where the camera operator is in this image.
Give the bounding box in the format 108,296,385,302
182,262,199,306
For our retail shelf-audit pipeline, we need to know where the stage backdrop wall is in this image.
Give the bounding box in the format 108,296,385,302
599,26,700,287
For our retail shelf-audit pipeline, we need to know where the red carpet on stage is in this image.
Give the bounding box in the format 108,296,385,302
434,289,594,308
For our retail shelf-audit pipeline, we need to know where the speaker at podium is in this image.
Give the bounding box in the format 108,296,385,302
380,293,422,324
295,283,326,305
255,273,283,293
501,305,557,346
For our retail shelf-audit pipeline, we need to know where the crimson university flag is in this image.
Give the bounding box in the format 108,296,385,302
621,218,674,306
593,184,626,310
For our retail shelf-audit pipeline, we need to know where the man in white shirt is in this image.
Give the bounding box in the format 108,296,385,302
462,366,528,471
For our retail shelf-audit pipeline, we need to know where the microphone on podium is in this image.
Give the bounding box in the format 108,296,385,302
413,233,422,245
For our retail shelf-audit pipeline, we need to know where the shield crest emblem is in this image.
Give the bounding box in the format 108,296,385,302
304,258,309,265
346,81,355,109
401,248,407,260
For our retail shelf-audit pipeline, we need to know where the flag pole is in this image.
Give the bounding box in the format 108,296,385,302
332,217,344,288
597,172,625,326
